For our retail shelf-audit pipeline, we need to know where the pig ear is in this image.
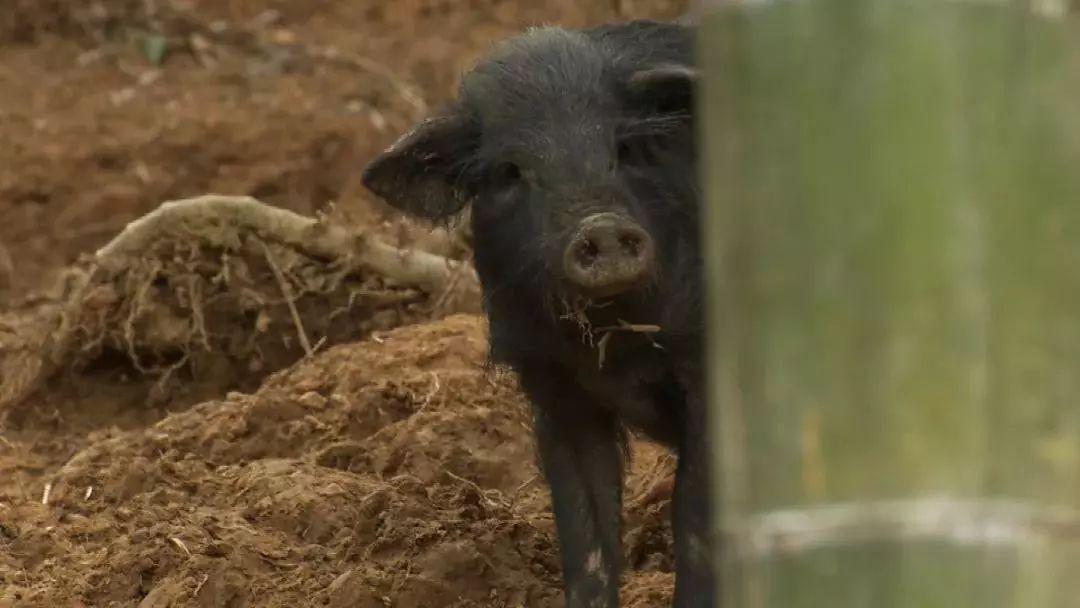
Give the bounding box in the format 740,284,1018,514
626,63,697,115
361,113,477,221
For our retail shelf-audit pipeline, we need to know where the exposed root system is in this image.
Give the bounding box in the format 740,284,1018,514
1,195,479,411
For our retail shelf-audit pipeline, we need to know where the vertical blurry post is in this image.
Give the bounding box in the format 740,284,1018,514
699,0,1080,606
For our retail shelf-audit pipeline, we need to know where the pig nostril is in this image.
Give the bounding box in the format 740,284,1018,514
577,240,600,267
619,233,643,257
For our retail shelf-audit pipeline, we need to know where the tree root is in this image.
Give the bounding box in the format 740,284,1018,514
94,194,477,298
1,194,480,411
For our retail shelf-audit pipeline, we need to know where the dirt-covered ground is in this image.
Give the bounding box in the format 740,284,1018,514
2,315,677,607
0,2,687,606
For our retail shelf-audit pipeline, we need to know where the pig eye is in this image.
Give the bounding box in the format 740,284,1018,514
491,162,522,186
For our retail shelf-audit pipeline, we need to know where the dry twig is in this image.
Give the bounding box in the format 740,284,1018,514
594,320,663,369
259,239,313,356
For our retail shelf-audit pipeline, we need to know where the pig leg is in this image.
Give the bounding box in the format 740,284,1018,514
672,379,717,607
523,370,624,608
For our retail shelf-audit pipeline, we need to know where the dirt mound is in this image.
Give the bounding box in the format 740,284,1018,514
0,315,675,607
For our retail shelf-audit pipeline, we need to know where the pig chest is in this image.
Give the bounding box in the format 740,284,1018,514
570,335,684,447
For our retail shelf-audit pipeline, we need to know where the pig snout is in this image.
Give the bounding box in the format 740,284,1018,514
562,212,655,298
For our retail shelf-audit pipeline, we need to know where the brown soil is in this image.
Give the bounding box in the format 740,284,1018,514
0,2,685,606
1,316,676,607
0,0,685,304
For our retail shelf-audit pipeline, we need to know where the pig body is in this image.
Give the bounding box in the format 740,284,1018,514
362,20,712,607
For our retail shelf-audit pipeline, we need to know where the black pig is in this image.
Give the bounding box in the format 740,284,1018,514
361,20,712,607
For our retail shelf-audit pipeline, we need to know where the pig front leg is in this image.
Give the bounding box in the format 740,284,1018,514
672,370,717,607
522,368,625,608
